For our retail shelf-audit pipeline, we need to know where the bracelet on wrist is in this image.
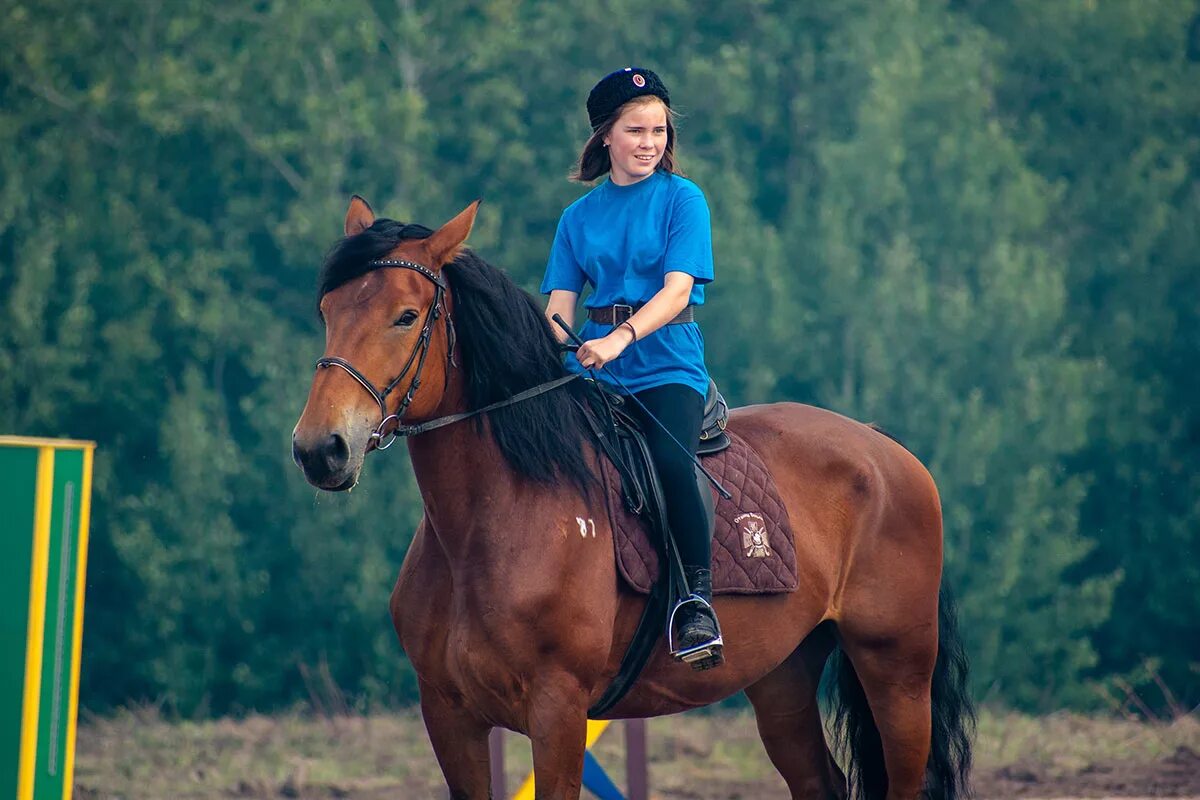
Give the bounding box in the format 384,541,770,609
618,320,638,343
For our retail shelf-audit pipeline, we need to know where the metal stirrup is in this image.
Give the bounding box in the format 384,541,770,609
667,596,724,664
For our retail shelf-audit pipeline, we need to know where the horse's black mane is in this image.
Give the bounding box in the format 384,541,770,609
319,218,595,495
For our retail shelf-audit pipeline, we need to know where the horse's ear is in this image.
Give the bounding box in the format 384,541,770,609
424,200,481,269
344,195,375,237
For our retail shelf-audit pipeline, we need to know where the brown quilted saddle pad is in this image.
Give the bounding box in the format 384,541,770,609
602,429,798,595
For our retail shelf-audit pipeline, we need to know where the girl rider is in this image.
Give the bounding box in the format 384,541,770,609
542,67,722,668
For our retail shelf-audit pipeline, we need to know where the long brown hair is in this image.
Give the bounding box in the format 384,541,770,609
571,96,681,182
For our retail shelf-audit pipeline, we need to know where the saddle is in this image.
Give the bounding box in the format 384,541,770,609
575,379,798,717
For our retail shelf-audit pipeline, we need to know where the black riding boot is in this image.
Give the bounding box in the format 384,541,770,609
676,565,724,670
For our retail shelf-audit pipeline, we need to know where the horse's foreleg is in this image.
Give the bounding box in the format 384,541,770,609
420,680,494,800
525,675,590,800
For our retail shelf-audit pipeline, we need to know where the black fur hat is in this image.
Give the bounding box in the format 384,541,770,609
586,67,671,131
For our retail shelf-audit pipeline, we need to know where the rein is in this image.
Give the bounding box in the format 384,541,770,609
314,257,578,449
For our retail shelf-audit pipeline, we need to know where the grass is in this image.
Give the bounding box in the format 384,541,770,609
975,708,1200,777
72,705,1200,799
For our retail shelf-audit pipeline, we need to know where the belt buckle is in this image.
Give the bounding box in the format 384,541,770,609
612,303,634,324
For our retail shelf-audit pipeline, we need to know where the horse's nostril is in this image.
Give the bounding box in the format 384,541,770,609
293,431,352,485
323,432,350,472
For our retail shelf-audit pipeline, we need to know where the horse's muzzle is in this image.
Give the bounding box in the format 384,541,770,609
292,430,358,491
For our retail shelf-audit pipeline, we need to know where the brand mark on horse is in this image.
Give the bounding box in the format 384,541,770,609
576,516,596,538
735,512,772,558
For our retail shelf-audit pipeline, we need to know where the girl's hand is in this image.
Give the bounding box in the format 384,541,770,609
575,328,635,369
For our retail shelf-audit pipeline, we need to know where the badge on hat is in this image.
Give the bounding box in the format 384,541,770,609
632,73,646,88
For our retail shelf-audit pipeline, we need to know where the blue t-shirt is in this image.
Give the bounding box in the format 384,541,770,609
540,170,714,398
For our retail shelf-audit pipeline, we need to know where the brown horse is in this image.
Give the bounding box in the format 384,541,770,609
292,197,974,799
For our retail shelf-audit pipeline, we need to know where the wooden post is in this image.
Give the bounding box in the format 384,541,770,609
625,719,648,800
489,728,506,799
489,719,648,799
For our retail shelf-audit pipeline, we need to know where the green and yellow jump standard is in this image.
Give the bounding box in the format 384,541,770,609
1,437,95,800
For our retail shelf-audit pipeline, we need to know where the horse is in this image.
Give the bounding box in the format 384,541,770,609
292,196,974,799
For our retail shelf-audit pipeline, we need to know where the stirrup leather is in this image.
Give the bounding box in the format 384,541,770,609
667,595,724,667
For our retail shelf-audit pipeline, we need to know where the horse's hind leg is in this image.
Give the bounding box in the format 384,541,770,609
745,623,847,799
839,616,937,799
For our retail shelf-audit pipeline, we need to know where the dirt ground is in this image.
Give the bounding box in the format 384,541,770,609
638,748,1200,799
970,744,1200,799
72,707,1200,799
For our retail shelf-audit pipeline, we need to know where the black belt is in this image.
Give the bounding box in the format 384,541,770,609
587,303,695,326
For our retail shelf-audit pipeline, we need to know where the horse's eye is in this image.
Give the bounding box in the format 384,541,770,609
394,309,420,327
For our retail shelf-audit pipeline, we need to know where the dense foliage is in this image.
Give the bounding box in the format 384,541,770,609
2,0,1196,715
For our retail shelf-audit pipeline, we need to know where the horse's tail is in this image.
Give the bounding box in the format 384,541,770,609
829,584,975,799
925,584,975,798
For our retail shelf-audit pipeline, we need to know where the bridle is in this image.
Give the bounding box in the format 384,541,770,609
315,258,455,451
313,255,582,451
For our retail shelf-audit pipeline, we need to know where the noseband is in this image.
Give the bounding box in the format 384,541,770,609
315,258,455,450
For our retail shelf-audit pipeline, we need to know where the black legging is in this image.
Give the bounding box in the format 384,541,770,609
628,383,710,568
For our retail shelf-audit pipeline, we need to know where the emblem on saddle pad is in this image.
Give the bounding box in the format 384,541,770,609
735,512,772,558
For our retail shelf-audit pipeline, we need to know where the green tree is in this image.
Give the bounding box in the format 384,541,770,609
1,0,1191,715
965,0,1200,710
